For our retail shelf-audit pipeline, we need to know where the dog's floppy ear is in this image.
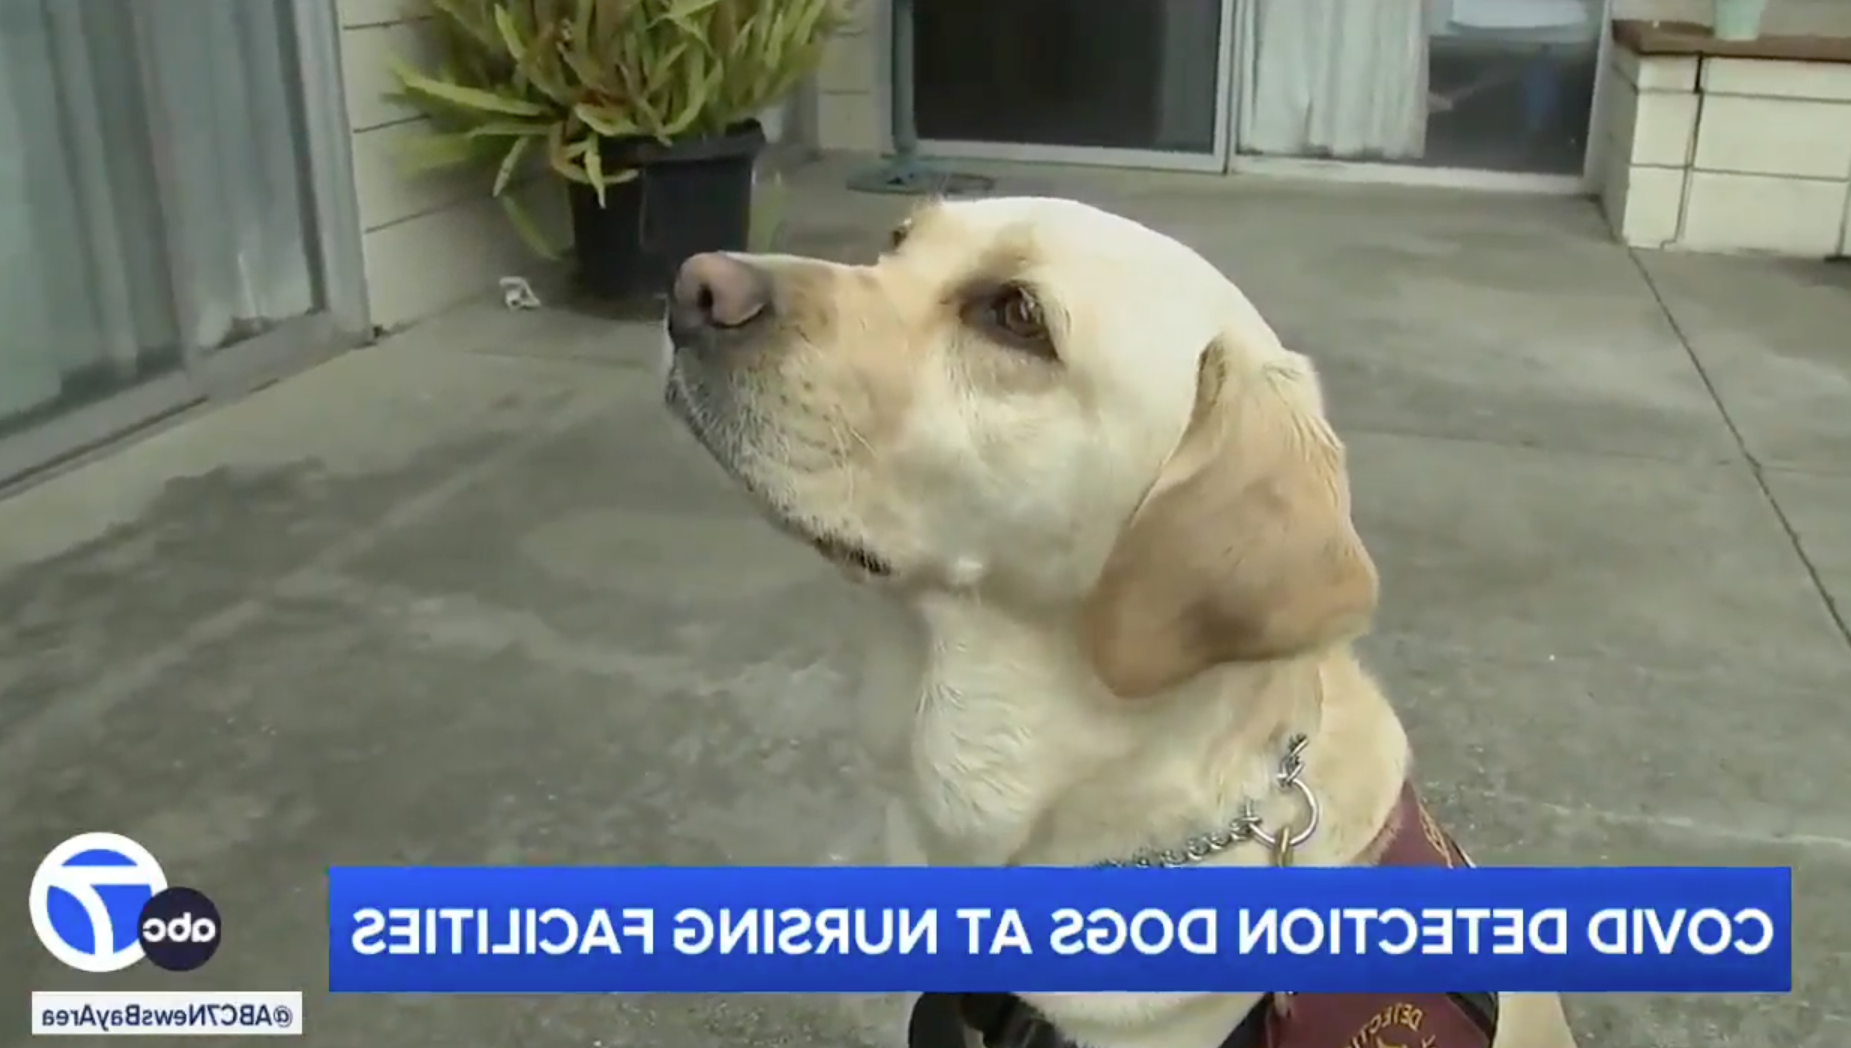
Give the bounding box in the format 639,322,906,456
1082,337,1378,699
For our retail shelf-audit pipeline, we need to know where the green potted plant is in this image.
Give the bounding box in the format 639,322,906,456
387,0,847,299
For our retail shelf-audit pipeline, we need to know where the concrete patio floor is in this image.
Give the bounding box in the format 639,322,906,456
4,159,1849,1047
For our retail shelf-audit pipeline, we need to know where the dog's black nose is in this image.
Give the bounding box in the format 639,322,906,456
668,253,772,343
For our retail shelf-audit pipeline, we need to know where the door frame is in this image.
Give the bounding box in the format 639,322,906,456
289,0,372,344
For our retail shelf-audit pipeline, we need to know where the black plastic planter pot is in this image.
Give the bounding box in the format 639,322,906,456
568,120,766,301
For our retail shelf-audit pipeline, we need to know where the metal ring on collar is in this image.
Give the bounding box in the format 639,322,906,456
1248,777,1321,850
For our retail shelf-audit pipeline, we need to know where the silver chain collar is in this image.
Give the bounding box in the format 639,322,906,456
1097,733,1321,869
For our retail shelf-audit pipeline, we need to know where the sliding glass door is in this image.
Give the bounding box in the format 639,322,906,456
911,0,1235,170
0,0,365,488
898,0,1604,181
1234,0,1604,175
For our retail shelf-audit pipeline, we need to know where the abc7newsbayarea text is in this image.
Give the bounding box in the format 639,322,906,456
32,993,302,1038
30,832,303,1037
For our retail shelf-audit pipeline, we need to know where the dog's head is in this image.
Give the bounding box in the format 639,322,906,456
664,196,1375,698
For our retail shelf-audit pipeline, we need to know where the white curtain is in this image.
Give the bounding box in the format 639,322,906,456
0,0,318,425
1239,0,1432,161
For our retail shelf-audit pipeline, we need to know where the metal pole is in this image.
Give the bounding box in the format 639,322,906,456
889,0,918,153
846,0,994,195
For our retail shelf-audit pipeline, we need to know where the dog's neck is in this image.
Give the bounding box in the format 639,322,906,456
860,591,1408,869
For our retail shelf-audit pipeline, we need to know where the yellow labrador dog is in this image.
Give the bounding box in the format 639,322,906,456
662,197,1577,1048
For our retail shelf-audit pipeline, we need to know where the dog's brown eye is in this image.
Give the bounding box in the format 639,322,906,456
984,286,1051,352
889,221,912,250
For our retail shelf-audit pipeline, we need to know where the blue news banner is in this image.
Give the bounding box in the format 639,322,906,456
327,866,1791,994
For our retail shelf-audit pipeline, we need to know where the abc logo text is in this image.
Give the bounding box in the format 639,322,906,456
30,832,224,973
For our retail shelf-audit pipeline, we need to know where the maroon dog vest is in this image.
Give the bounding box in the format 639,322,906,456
908,783,1498,1048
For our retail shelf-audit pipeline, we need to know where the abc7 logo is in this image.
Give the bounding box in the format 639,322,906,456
137,887,222,972
31,833,225,974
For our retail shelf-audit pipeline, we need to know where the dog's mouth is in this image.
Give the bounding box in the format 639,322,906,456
665,359,892,578
795,525,893,578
